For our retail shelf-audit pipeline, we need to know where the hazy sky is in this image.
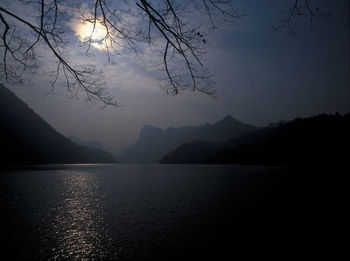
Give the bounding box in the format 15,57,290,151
2,0,349,154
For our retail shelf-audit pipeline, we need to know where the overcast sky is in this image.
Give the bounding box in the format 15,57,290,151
2,0,349,154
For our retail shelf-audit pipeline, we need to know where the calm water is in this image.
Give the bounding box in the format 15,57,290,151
1,164,298,260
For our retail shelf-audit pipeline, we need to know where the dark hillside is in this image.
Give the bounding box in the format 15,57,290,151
0,84,116,165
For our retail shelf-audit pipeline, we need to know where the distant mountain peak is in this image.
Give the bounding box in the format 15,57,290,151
118,115,257,163
224,114,234,120
222,115,236,122
214,115,241,127
139,124,163,138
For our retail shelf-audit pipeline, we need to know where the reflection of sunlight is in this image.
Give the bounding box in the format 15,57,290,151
73,20,111,51
53,171,113,259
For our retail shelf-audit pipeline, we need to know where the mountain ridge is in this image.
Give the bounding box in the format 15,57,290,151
160,113,350,165
0,84,116,165
118,115,256,163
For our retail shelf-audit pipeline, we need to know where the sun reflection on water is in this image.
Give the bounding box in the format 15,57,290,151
52,170,114,259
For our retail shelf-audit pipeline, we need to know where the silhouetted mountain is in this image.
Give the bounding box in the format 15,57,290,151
160,113,350,165
118,116,256,163
209,113,350,165
69,135,106,151
0,84,116,165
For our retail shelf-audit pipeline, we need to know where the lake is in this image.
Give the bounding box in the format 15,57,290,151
0,164,333,259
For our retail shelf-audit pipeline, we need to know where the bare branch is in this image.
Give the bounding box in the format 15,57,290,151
0,3,116,105
273,0,331,34
0,0,239,103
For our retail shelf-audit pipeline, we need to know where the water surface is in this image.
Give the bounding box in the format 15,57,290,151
1,164,297,260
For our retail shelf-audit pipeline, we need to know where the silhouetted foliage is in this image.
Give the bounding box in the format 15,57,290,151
0,1,331,104
0,0,243,104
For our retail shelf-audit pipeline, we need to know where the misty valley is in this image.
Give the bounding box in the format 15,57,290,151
1,84,349,166
0,84,348,259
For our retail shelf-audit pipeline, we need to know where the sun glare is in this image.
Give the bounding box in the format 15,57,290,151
75,20,110,51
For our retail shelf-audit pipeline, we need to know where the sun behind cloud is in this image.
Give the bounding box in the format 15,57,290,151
73,19,111,51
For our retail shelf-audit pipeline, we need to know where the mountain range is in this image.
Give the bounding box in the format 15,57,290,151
160,113,350,165
118,115,257,163
3,83,347,166
0,84,116,165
